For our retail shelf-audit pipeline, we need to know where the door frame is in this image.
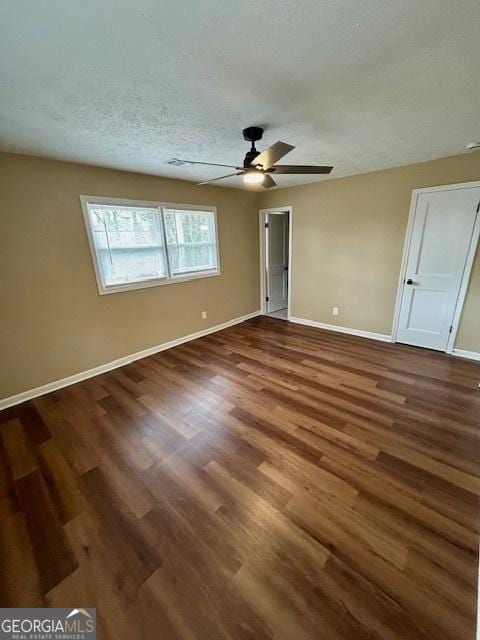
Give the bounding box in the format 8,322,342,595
391,180,480,353
259,206,293,317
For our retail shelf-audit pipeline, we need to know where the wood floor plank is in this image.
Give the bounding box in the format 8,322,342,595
0,436,18,522
80,467,161,586
1,418,37,480
0,316,479,639
0,512,45,607
37,439,83,524
15,470,78,593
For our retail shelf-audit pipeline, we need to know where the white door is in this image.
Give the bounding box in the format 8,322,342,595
396,185,480,350
266,212,289,313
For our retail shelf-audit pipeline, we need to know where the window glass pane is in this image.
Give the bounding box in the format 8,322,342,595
164,209,218,275
88,204,167,286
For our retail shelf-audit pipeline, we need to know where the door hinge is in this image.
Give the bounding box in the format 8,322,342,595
266,296,269,302
265,223,269,228
449,325,453,333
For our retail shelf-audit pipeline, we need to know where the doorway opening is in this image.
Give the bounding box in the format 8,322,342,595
259,207,292,320
392,181,480,353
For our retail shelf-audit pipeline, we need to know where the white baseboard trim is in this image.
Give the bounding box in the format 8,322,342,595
288,316,392,343
450,348,480,362
0,310,261,411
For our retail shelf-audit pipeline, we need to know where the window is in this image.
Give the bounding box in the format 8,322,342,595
164,209,218,276
81,196,219,294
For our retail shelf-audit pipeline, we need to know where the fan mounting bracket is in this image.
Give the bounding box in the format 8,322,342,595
242,127,264,143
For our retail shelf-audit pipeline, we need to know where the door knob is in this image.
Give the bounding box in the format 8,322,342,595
406,278,413,285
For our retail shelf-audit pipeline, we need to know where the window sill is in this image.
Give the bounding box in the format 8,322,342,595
98,269,221,295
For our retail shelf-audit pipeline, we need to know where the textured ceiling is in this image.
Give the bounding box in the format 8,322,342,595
1,1,479,189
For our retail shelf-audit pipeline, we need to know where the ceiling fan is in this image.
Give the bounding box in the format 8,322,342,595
170,126,333,188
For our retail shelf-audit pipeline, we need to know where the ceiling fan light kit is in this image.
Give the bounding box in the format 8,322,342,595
243,170,265,184
174,126,333,188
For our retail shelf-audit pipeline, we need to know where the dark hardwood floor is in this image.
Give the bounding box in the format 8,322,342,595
1,316,480,639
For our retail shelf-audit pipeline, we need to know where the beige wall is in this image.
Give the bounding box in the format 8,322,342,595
0,153,260,399
260,152,480,351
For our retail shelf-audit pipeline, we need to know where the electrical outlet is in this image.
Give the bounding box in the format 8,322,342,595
202,311,207,320
332,307,339,316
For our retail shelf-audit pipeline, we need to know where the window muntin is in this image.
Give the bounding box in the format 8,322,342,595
81,197,219,294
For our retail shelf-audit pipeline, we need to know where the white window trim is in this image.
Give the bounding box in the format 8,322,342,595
80,195,221,295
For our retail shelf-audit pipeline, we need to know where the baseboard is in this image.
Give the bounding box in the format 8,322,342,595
450,348,480,362
0,310,261,411
288,316,392,343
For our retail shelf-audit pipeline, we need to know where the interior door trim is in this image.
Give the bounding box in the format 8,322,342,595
391,180,480,353
259,206,293,318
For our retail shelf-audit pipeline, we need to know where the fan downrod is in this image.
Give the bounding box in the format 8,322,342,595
242,127,264,168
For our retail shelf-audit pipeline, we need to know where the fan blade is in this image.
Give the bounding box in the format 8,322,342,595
198,172,243,185
262,174,277,189
176,159,240,169
271,165,333,174
251,142,294,170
